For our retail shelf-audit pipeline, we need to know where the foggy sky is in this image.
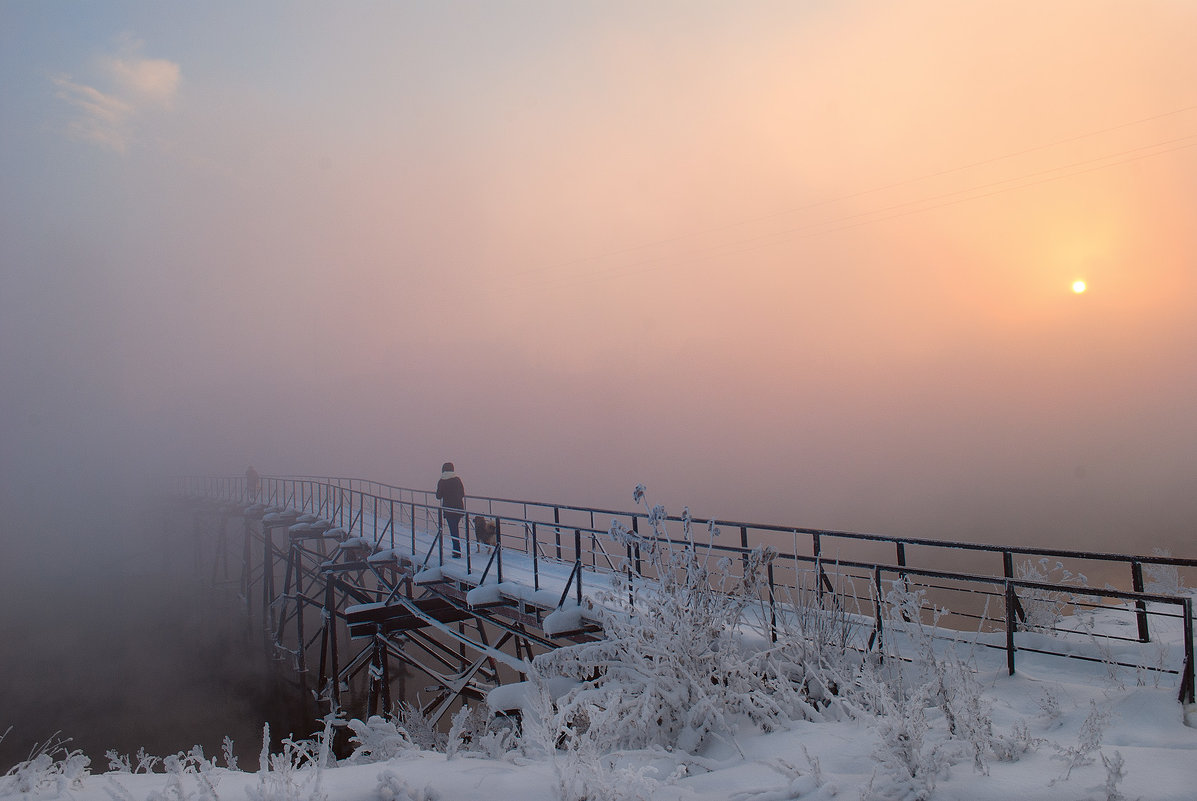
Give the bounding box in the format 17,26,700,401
3,1,1196,559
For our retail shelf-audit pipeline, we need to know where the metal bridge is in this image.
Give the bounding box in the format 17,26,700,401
171,474,1196,726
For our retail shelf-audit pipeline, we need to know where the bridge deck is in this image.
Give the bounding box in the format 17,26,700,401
176,477,1197,723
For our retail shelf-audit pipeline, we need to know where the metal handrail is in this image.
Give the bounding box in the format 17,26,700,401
173,473,1197,704
212,474,1197,571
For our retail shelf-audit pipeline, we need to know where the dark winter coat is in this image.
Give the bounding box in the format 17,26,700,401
436,473,466,520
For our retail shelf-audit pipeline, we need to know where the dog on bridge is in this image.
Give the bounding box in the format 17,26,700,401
471,515,498,551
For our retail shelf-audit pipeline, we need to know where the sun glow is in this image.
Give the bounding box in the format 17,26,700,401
1072,280,1087,294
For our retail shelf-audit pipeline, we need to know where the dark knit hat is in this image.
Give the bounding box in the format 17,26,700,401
442,462,454,472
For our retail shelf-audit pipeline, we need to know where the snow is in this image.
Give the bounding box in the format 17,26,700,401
9,494,1194,800
542,603,585,637
7,594,1193,801
10,677,1193,801
486,677,580,715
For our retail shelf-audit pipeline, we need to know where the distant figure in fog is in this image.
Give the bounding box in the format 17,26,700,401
245,466,260,500
435,462,466,558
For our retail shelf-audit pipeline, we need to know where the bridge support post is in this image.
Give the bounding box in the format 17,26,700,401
1004,580,1017,676
1131,560,1150,643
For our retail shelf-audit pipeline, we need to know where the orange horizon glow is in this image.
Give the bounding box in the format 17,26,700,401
3,1,1197,557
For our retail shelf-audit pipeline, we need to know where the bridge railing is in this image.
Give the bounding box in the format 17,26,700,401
171,473,1196,704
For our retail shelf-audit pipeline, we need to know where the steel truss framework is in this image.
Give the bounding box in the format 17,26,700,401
184,498,599,726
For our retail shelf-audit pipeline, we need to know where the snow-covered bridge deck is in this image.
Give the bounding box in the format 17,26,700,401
173,474,1196,723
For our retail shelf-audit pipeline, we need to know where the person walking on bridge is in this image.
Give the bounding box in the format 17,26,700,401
436,462,466,558
245,466,260,500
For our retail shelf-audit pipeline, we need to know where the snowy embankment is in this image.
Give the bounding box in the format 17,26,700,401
4,644,1193,801
5,496,1195,801
6,600,1194,801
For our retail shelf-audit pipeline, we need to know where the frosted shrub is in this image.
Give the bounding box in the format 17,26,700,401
552,747,661,801
1097,750,1129,801
444,705,517,760
345,716,415,764
729,753,826,801
1050,700,1110,784
246,722,330,801
878,583,996,772
1144,549,1183,595
1015,558,1087,632
0,732,90,798
990,719,1043,763
394,702,443,751
861,679,947,801
221,736,238,771
147,749,222,801
1036,687,1063,728
532,487,804,756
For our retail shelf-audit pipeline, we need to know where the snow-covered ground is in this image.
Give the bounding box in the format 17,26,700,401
5,497,1193,800
4,592,1193,801
4,660,1192,800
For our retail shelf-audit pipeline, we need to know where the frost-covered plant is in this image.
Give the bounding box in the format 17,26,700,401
376,770,439,801
344,716,414,764
1051,700,1111,783
1015,558,1088,632
990,719,1044,763
876,582,995,774
221,737,238,771
1143,548,1184,595
533,486,804,756
1036,687,1063,728
444,705,518,760
246,722,329,801
861,679,947,801
394,702,443,751
1097,750,1130,801
1075,611,1127,686
0,732,91,798
760,565,865,719
730,752,826,801
787,564,861,659
551,741,662,801
147,749,222,801
105,746,163,774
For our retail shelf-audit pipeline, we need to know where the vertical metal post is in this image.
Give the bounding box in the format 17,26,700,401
1005,580,1017,676
329,581,340,710
497,536,504,584
1002,550,1026,627
740,526,749,574
767,561,777,643
872,565,883,655
813,532,826,601
575,529,583,605
1181,598,1194,705
632,517,642,574
296,593,307,695
554,508,563,560
263,525,275,639
532,522,540,591
1131,560,1150,643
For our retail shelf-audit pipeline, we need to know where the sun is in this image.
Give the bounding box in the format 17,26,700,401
1072,280,1087,294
